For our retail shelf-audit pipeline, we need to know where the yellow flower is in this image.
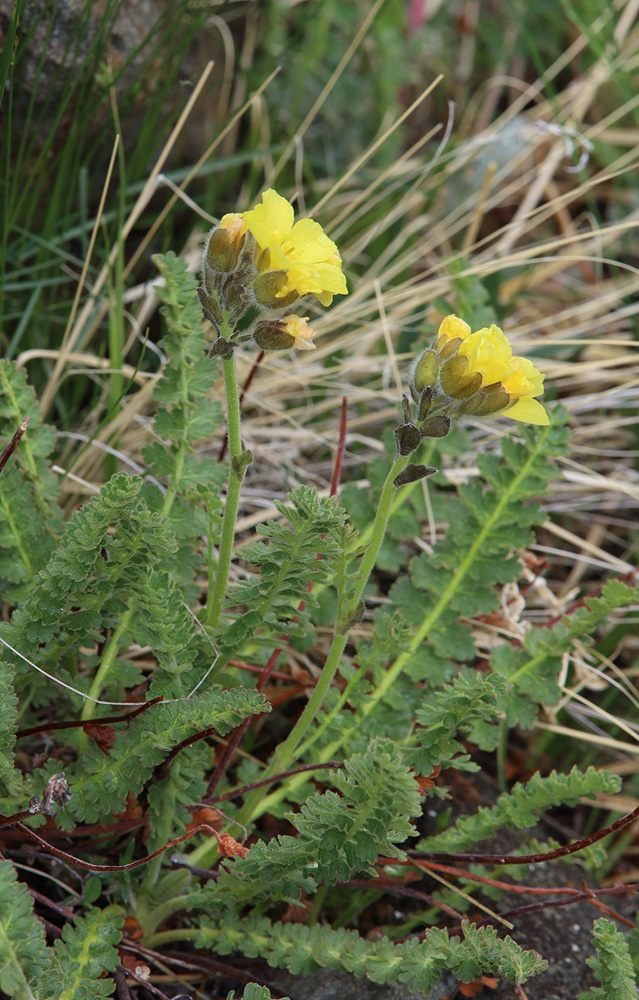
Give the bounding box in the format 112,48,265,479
253,315,317,352
280,315,316,351
413,315,549,426
240,189,348,306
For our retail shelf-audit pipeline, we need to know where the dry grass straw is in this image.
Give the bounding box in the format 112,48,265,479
20,5,639,772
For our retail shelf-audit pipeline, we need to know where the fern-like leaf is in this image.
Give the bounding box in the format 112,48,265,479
417,766,620,854
578,918,639,1000
204,738,421,903
33,906,123,1000
195,912,547,991
0,362,62,601
0,660,22,797
226,987,290,1000
0,860,51,998
220,486,353,648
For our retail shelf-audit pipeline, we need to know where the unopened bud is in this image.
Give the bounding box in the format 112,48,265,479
205,227,241,272
410,348,439,394
461,383,510,416
197,287,222,329
254,271,299,309
254,322,296,351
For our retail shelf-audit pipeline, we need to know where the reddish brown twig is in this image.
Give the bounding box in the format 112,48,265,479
13,821,227,872
0,417,29,476
207,761,344,805
159,726,220,777
330,396,348,496
345,877,463,920
406,798,639,867
16,697,163,739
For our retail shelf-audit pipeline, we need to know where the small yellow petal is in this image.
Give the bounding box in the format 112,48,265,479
503,397,550,425
438,315,471,343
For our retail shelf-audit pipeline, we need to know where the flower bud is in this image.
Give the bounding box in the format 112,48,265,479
203,214,246,277
254,314,317,352
253,322,296,351
410,348,439,394
197,287,222,330
205,228,237,272
440,355,483,399
253,270,299,309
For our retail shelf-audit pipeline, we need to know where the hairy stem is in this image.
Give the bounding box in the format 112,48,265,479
206,352,244,630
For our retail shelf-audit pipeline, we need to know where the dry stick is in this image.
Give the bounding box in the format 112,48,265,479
455,884,638,935
344,878,463,921
122,68,280,285
16,696,163,739
205,398,349,799
120,942,259,991
40,136,120,415
0,417,29,475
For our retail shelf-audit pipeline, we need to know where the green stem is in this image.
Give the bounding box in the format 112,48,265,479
145,927,198,950
161,441,186,516
218,452,407,839
245,425,553,818
80,610,134,729
317,422,554,756
206,352,244,630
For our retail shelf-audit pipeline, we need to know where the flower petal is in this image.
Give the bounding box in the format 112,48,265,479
503,397,550,425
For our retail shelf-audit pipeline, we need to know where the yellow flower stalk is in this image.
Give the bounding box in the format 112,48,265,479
233,188,348,306
412,315,549,426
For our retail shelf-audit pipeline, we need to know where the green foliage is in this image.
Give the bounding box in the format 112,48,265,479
0,362,62,600
578,918,639,1000
408,670,511,774
146,253,223,468
2,472,202,702
417,766,621,854
0,661,22,797
143,252,225,596
0,861,50,998
221,486,353,647
204,738,420,903
227,987,290,1000
38,688,268,829
196,912,546,990
33,906,123,1000
492,579,639,727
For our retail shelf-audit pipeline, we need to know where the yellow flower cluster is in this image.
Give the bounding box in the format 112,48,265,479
200,189,347,353
220,189,348,307
412,315,549,426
